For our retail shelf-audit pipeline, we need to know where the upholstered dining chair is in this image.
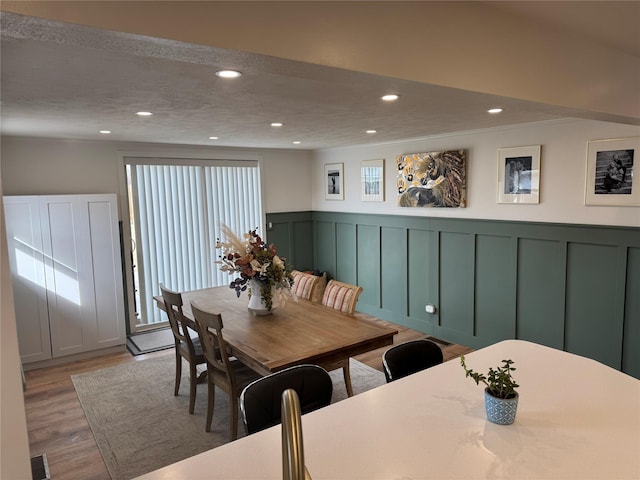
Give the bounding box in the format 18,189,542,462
290,270,327,303
321,279,363,315
240,364,333,435
160,285,207,415
320,279,364,396
382,339,444,383
190,301,262,440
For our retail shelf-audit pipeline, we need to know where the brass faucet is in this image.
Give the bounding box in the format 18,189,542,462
281,389,312,480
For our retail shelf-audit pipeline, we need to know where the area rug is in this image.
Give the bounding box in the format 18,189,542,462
72,354,385,480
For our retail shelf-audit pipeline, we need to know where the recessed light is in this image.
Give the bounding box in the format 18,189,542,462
215,70,242,78
488,108,503,114
366,130,377,134
381,94,399,102
99,130,111,134
209,136,219,140
136,111,153,116
271,122,283,127
293,141,301,145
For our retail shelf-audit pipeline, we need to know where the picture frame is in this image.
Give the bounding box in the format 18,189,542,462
585,137,639,206
397,150,466,208
361,159,384,201
497,145,541,204
324,163,344,200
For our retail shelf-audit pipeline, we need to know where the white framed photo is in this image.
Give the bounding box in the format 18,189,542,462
585,137,639,206
324,163,344,200
497,145,541,204
361,159,384,202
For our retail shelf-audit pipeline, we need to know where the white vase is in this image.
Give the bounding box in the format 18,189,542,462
247,279,279,315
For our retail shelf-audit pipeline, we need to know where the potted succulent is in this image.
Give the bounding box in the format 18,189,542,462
460,355,519,425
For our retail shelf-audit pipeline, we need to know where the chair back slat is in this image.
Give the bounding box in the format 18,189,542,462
161,285,195,351
191,301,236,389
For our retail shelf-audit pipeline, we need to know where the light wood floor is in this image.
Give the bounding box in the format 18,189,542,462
23,321,472,480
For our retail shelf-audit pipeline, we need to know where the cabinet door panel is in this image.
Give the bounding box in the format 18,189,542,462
3,197,51,363
41,198,90,357
5,194,126,364
88,198,125,345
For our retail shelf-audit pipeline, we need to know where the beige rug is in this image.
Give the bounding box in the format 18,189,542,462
72,353,385,480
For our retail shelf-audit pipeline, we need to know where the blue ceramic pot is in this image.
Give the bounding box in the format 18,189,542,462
484,388,518,425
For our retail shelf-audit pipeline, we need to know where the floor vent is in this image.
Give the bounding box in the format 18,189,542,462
427,336,452,347
31,453,50,480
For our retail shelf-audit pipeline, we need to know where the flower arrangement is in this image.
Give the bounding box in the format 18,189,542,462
215,225,293,310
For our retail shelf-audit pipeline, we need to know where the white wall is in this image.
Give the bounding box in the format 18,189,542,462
0,137,314,214
1,136,313,337
313,119,640,227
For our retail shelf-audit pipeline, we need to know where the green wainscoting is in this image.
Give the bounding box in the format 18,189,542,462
266,211,640,379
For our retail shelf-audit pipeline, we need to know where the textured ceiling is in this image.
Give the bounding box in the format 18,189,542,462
0,4,637,151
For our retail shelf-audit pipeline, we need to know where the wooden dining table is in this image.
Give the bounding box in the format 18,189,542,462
154,286,398,380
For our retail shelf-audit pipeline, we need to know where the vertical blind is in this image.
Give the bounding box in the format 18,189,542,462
126,159,262,326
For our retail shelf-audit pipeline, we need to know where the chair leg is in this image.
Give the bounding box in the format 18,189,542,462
229,395,239,441
205,380,215,432
174,351,182,396
188,362,197,414
342,360,354,397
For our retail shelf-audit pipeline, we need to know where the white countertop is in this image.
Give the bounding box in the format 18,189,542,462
136,340,640,480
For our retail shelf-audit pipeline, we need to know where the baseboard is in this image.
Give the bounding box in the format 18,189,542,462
22,345,126,371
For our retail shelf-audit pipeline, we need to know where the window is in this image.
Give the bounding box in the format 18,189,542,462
125,158,262,327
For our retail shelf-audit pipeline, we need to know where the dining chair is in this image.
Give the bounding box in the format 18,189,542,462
290,270,325,303
160,285,207,414
321,279,363,314
382,339,444,382
190,301,262,440
240,364,333,435
320,279,364,396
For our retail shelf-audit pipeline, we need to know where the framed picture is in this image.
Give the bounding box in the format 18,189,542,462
497,145,541,204
324,163,344,200
585,137,639,206
397,150,466,207
361,159,384,201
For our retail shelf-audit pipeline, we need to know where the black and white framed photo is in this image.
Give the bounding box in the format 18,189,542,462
497,145,541,204
324,163,344,200
585,137,639,206
361,159,384,202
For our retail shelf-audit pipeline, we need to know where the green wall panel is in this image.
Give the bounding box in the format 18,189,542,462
565,242,622,368
315,221,336,275
336,223,357,284
623,247,640,378
357,224,380,307
267,211,640,378
292,221,314,270
474,234,516,343
381,227,407,316
516,238,565,349
439,231,474,337
266,223,292,263
407,229,434,325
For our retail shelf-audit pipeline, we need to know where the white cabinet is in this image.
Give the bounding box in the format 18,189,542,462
4,194,126,364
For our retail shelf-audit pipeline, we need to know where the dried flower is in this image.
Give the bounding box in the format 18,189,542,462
216,225,293,310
